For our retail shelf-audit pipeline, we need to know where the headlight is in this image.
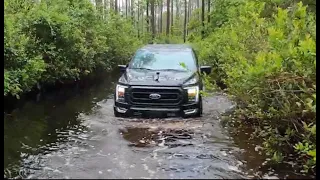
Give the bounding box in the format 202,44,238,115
184,86,199,102
184,76,198,86
116,84,127,102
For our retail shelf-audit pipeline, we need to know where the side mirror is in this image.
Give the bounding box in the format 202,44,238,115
200,66,212,75
118,65,127,73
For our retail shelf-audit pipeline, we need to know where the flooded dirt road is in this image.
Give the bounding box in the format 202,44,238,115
4,71,309,179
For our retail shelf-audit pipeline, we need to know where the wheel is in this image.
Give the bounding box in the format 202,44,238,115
183,96,203,118
114,107,121,117
195,96,203,117
113,107,127,117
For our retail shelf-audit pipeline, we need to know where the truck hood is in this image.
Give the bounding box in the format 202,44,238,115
118,68,198,86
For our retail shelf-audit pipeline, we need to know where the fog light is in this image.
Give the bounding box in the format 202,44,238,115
184,109,198,115
116,107,127,113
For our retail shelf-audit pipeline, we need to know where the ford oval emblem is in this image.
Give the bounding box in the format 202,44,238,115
149,93,161,100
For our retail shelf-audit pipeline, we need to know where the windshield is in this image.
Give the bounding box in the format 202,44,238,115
128,49,197,71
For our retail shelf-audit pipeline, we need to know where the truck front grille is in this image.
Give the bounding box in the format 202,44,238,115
129,86,183,106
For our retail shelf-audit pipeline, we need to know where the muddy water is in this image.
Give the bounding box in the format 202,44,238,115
4,71,310,179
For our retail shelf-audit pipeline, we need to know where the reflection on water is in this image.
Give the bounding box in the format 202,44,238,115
4,71,117,178
4,70,313,179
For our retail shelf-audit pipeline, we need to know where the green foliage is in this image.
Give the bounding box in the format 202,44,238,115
4,0,142,97
153,34,184,44
194,0,316,173
293,121,316,173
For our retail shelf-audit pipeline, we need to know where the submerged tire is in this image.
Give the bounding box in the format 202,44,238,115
113,107,127,117
195,96,203,117
183,96,202,118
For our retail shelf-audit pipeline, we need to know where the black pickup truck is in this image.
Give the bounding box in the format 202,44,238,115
113,44,211,118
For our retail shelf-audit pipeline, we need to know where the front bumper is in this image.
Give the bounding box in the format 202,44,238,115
114,101,199,117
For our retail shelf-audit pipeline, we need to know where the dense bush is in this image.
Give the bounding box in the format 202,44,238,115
4,0,142,98
194,0,316,173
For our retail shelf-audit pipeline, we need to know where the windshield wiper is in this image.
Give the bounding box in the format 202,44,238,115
130,67,155,71
131,68,188,72
157,68,186,72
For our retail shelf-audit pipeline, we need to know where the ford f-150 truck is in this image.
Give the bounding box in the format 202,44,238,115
113,44,211,118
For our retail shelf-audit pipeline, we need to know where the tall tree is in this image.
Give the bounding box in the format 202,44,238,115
166,0,170,36
115,0,118,13
197,0,200,20
151,0,155,39
137,0,140,37
126,0,128,17
142,1,144,34
175,0,179,35
201,0,204,39
176,0,179,20
157,1,160,33
146,0,149,32
131,0,134,23
160,0,163,33
187,0,191,22
183,0,187,42
207,0,210,23
155,1,158,33
170,0,173,34
186,0,191,36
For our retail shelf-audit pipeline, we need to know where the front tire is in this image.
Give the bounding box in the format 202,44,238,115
114,107,121,117
183,96,203,118
195,96,203,117
113,107,128,117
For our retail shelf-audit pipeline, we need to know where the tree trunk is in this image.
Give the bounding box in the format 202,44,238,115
131,0,134,24
126,0,128,17
175,0,179,34
160,0,163,34
201,0,204,39
187,0,191,22
138,0,140,37
142,3,144,34
155,1,158,34
115,0,117,12
170,0,173,35
146,0,149,32
166,0,170,36
186,0,190,36
190,0,193,18
176,0,179,19
207,0,210,23
151,0,155,40
157,2,160,33
183,0,187,42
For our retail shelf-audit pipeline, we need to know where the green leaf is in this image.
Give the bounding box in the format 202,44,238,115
179,62,187,69
294,142,304,151
310,125,316,135
307,150,316,158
